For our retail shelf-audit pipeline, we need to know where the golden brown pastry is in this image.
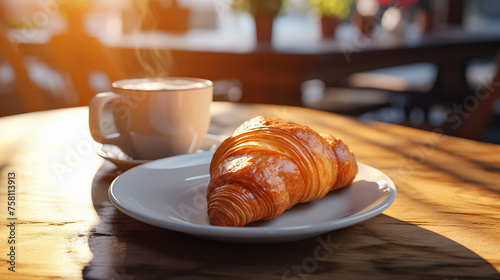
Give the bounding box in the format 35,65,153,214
207,116,357,227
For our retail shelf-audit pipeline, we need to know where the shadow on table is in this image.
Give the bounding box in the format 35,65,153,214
83,163,500,280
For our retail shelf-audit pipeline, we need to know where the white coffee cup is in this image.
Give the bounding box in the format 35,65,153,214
89,77,213,160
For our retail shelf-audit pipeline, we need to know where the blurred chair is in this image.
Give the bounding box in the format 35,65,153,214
48,1,125,106
454,51,500,140
346,63,439,120
302,79,394,116
0,24,50,113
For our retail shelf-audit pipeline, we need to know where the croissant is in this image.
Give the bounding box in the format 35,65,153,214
207,116,358,227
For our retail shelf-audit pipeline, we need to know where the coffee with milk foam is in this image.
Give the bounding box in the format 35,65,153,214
121,79,207,91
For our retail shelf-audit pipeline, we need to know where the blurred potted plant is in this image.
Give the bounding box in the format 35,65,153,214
414,0,434,33
233,0,284,42
351,0,381,37
309,0,353,39
378,0,419,36
129,0,191,33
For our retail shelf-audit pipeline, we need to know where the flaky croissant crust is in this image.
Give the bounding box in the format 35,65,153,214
207,116,357,227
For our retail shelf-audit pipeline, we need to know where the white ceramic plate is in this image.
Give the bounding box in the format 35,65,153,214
109,152,397,243
97,133,224,170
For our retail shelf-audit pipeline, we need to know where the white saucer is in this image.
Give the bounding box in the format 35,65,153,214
109,152,397,243
97,133,225,170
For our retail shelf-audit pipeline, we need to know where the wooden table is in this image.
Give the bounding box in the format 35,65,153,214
1,103,500,279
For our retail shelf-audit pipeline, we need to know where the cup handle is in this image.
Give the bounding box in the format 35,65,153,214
89,92,135,157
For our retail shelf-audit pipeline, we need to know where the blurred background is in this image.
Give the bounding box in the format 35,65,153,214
0,0,499,143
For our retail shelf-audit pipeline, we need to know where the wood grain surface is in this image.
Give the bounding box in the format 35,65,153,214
0,102,499,280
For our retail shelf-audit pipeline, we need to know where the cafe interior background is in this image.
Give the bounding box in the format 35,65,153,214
0,0,499,144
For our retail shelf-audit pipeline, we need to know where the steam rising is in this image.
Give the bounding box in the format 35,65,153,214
132,1,174,78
